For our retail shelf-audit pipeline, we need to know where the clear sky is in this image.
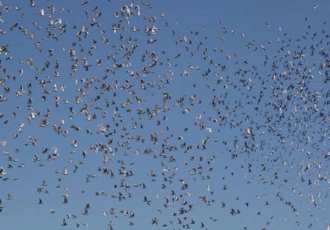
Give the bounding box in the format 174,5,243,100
0,0,330,230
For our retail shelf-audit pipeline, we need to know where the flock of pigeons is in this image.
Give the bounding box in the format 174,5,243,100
0,0,330,229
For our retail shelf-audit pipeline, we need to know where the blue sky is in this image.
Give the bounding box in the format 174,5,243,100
0,0,330,230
